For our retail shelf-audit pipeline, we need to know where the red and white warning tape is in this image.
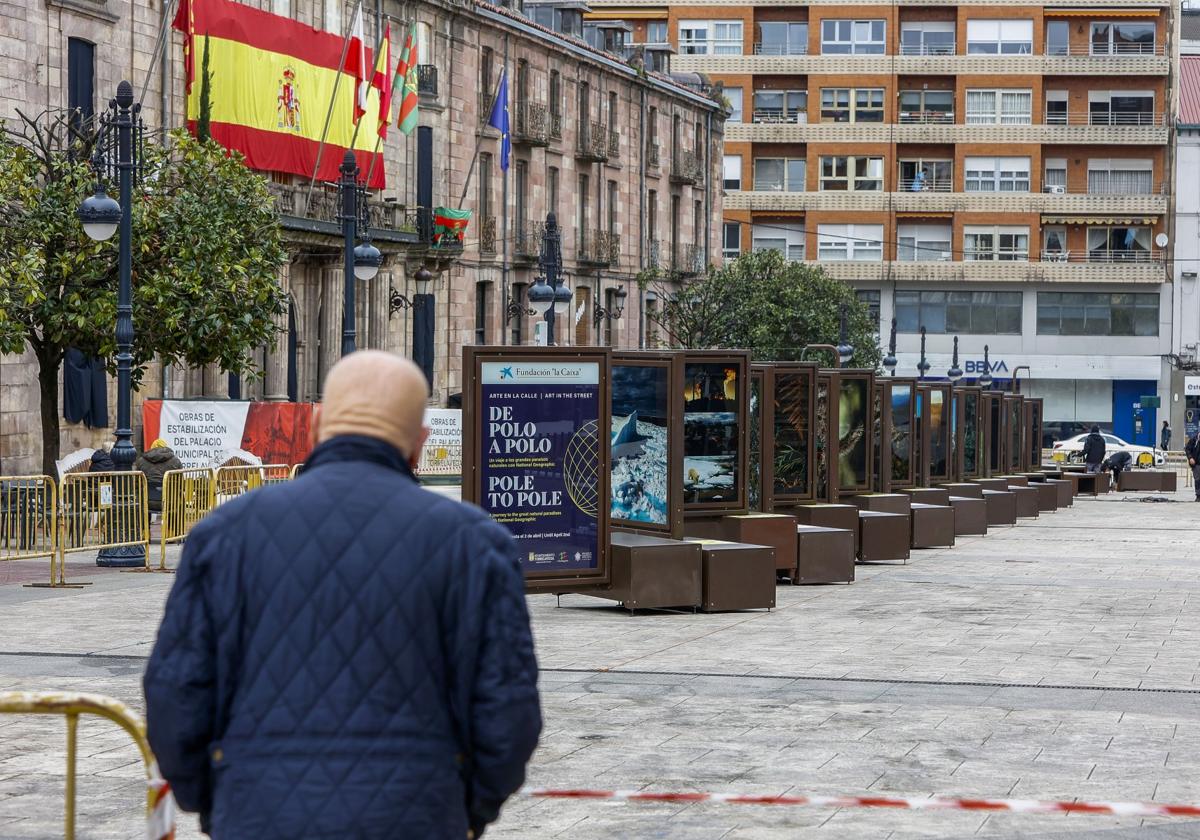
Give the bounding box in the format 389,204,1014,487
520,788,1200,819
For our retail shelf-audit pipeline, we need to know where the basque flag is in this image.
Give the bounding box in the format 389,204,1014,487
487,68,510,171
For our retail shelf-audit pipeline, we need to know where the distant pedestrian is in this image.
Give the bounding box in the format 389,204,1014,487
912,168,927,191
1081,425,1106,474
145,351,542,839
1101,450,1132,483
88,447,114,472
135,438,183,513
1187,432,1200,501
1161,420,1172,452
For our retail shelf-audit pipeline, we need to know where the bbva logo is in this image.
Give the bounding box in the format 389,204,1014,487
963,360,1009,374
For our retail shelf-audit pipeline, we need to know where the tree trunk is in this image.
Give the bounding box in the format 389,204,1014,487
37,350,61,478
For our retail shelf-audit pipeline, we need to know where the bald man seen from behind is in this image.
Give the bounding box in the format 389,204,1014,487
145,351,541,840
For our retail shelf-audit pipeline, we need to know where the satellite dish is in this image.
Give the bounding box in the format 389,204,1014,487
1155,233,1169,248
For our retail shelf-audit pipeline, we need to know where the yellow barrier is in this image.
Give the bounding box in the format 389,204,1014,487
0,476,57,578
290,462,304,479
158,468,216,571
213,463,291,504
0,690,174,840
58,471,150,579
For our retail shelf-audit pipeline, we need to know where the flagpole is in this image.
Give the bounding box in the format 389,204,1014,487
457,72,507,210
349,23,389,153
500,36,511,345
363,17,405,188
307,0,363,203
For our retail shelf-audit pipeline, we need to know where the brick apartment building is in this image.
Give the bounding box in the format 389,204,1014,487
592,0,1178,444
0,0,724,474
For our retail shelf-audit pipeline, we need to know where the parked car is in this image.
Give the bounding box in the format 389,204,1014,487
1052,432,1165,466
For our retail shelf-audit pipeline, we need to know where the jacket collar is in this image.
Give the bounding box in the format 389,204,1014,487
303,434,415,480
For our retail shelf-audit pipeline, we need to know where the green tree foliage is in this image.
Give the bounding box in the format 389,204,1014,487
197,35,213,142
0,111,287,474
644,249,882,368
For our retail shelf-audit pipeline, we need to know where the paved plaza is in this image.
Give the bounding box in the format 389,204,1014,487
1,487,1199,838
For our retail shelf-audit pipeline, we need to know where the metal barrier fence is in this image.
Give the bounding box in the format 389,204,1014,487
158,468,216,571
213,464,291,504
58,471,149,582
0,690,174,840
0,476,57,574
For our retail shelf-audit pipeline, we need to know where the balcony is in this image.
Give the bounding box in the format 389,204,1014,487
647,142,660,169
480,215,497,255
671,51,1168,76
753,42,808,55
898,111,954,124
670,149,705,185
579,230,619,265
751,109,807,125
267,182,420,243
722,189,1168,216
1040,249,1165,264
673,243,706,276
1045,110,1166,127
576,121,609,162
898,43,956,56
646,238,661,269
514,220,546,261
514,101,550,146
812,259,1165,285
725,121,1168,146
550,111,563,141
608,128,620,160
417,65,438,97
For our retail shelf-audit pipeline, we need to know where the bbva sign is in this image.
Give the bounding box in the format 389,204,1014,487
963,359,1009,374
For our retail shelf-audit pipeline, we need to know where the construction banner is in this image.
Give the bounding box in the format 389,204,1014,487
142,400,315,468
173,0,386,187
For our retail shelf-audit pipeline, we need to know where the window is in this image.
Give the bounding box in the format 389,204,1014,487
819,156,883,191
1045,90,1068,125
900,22,955,55
1037,292,1158,335
753,158,805,191
966,89,1032,124
481,48,493,117
1087,158,1154,195
758,22,808,55
963,226,1029,261
324,0,341,33
579,80,590,122
723,155,742,190
608,180,618,237
1046,20,1069,55
1043,226,1067,259
647,21,669,43
898,90,953,123
821,19,886,54
752,223,805,260
1087,226,1153,261
896,290,1023,334
608,90,618,138
725,88,743,122
1089,91,1155,126
856,289,882,327
479,153,492,219
577,174,589,249
679,20,743,54
272,0,290,13
1044,158,1067,191
474,282,489,344
897,224,952,261
67,38,95,132
647,189,658,242
820,88,884,123
510,282,525,345
752,90,807,123
817,224,883,261
723,221,741,259
964,157,1031,192
550,70,562,122
515,160,528,224
966,19,1033,54
1091,22,1156,55
898,159,952,192
548,166,559,219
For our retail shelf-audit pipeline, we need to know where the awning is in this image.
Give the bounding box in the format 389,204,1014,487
752,211,806,219
1045,8,1161,16
585,10,667,19
1043,215,1158,225
896,211,954,219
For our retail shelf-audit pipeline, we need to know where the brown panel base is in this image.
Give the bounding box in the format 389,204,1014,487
791,503,862,556
1032,482,1058,512
948,496,988,536
713,513,798,572
1067,473,1107,497
1046,478,1073,508
858,511,911,563
911,503,955,548
973,478,1011,492
793,525,855,584
940,482,983,499
1118,470,1176,492
902,487,951,506
998,474,1030,487
982,490,1017,526
1008,485,1040,518
853,493,912,515
577,533,703,612
686,539,777,612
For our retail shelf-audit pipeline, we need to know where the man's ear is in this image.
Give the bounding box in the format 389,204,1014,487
409,426,430,470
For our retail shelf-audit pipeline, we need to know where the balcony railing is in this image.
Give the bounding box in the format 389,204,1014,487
514,100,550,146
480,215,497,255
678,39,743,55
576,121,609,162
898,110,954,124
514,220,546,260
267,182,419,238
751,109,807,124
898,43,956,56
550,111,563,140
646,238,661,269
674,243,706,275
898,178,953,192
647,142,660,169
1047,43,1165,57
753,42,808,55
579,230,619,265
417,65,438,97
1040,249,1164,264
607,129,620,159
751,180,806,192
1045,111,1166,126
670,149,705,185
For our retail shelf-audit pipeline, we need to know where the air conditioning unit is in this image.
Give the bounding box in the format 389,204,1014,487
1044,184,1066,194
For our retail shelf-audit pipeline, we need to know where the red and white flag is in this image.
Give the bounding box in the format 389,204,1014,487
373,24,392,137
345,4,370,123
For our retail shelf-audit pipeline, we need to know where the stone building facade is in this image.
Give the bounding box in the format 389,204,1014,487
0,0,725,474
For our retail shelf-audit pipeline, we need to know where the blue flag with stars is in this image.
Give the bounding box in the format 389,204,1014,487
487,69,510,171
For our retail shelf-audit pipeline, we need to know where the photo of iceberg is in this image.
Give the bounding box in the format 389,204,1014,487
610,365,670,524
683,363,740,503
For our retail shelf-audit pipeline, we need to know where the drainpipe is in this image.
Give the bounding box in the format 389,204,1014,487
1011,365,1031,394
638,84,647,349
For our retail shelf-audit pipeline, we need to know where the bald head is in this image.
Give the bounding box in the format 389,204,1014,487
317,351,430,460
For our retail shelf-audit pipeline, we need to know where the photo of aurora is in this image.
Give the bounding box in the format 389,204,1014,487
610,365,670,524
838,378,869,488
773,372,811,496
963,393,980,474
683,363,739,503
929,389,948,477
748,379,762,510
890,384,913,483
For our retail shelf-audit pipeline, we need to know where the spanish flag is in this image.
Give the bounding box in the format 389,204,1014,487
172,0,385,188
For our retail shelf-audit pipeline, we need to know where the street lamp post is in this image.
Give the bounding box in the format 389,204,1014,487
882,318,898,376
917,326,931,379
979,345,994,389
836,303,855,366
529,212,570,346
338,150,381,357
77,80,144,567
947,336,964,384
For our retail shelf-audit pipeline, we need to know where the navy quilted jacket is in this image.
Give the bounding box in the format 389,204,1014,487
144,435,541,839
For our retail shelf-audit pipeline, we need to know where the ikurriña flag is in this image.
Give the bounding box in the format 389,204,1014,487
171,0,386,187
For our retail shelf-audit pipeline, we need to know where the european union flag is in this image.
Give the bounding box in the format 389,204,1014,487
487,68,510,171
